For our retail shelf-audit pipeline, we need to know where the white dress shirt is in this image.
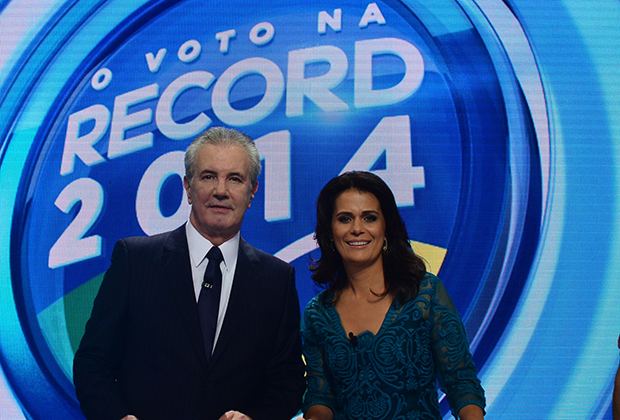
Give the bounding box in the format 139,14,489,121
185,221,240,351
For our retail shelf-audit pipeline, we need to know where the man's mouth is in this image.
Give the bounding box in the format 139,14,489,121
208,204,232,211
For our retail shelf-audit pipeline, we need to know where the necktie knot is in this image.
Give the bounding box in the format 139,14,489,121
207,246,223,264
202,247,223,289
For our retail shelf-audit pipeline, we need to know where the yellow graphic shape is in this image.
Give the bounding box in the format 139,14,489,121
410,241,447,275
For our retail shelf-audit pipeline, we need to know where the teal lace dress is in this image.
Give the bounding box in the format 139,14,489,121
301,273,485,419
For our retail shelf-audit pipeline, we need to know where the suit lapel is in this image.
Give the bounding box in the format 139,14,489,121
209,238,259,368
163,225,208,371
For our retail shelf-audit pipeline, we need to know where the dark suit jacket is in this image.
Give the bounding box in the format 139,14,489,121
73,225,305,420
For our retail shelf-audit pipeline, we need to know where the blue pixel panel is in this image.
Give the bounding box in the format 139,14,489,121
0,0,618,419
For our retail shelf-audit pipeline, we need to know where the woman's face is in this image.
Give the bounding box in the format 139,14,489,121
331,189,387,271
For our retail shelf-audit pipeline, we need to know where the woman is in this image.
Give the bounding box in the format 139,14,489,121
299,171,485,420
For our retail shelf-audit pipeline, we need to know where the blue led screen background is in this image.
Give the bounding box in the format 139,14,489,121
0,0,618,419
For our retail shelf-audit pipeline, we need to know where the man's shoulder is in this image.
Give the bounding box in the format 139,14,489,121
118,225,185,252
241,239,292,269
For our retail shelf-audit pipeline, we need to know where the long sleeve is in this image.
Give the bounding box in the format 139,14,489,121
427,276,486,417
301,297,338,414
73,239,132,420
242,264,307,420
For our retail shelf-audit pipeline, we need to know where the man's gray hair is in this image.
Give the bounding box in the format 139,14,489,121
184,127,261,187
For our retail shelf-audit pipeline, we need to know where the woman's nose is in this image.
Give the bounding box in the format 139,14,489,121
350,219,364,234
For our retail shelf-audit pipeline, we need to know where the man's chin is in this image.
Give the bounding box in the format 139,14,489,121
205,220,242,237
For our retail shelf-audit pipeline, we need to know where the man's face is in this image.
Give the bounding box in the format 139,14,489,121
184,143,258,245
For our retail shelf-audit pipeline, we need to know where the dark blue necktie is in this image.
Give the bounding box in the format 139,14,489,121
198,246,223,362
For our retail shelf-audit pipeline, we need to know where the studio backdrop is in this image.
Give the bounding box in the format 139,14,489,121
0,0,618,419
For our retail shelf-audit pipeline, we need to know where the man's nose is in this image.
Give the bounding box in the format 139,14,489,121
213,179,228,196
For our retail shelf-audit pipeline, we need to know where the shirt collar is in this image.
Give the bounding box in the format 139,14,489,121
185,221,239,273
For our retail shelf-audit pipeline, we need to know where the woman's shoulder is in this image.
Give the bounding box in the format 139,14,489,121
406,272,451,306
302,291,337,336
418,272,442,291
303,290,332,314
414,272,459,313
393,272,438,308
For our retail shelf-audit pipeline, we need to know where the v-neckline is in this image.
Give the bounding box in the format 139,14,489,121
326,292,397,342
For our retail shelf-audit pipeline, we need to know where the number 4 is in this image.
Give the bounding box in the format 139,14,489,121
340,115,425,206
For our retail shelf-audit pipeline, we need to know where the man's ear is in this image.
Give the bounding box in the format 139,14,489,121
248,181,259,208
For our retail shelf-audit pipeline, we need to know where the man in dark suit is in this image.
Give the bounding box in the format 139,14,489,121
73,127,306,420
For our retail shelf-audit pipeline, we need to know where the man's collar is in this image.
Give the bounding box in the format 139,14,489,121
185,221,240,272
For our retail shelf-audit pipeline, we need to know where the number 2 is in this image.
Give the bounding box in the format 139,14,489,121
48,178,103,269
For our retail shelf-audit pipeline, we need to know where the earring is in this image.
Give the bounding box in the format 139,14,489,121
330,238,336,251
383,238,388,254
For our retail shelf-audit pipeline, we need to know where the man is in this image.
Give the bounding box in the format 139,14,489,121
73,127,306,420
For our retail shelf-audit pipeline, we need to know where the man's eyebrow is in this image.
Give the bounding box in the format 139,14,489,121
226,171,246,179
196,169,246,179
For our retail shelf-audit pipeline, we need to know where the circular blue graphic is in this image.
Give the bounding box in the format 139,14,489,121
2,0,549,418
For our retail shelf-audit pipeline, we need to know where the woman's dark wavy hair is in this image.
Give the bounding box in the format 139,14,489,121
311,171,426,304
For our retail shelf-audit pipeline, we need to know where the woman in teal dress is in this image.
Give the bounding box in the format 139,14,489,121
299,171,485,420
